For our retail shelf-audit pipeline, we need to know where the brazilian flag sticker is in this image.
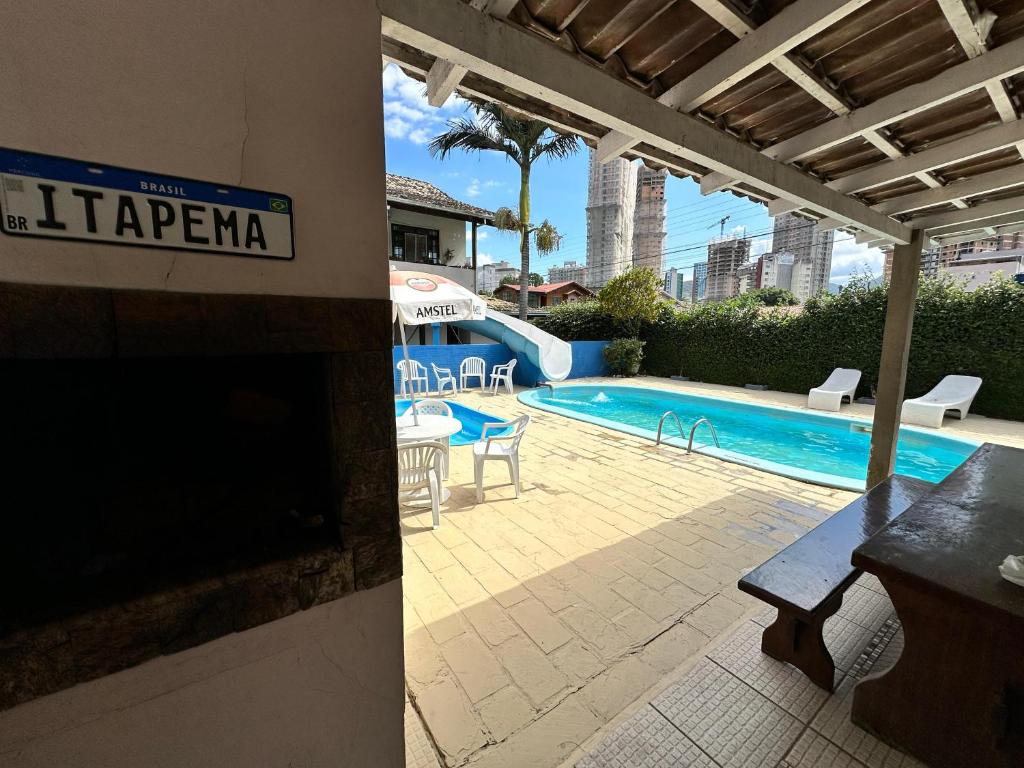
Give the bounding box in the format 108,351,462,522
269,198,290,213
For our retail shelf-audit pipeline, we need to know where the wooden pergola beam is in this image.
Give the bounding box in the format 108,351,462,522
903,194,1024,231
424,0,517,107
766,36,1024,163
871,165,1024,215
381,0,913,242
597,0,868,163
827,119,1024,194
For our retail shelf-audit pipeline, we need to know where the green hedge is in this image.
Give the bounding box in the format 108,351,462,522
536,279,1024,421
533,299,628,340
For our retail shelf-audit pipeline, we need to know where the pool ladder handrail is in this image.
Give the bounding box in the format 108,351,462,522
536,383,554,395
686,417,721,454
655,411,685,446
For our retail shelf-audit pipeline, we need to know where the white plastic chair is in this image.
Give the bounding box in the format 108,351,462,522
397,359,428,398
473,414,530,503
431,363,458,396
489,359,518,395
901,375,983,428
403,399,453,418
807,368,862,412
460,356,487,391
398,440,448,528
402,399,454,477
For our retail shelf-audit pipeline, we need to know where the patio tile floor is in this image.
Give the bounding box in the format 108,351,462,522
402,377,1024,768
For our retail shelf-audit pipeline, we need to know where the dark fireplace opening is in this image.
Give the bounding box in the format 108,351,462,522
1,353,337,633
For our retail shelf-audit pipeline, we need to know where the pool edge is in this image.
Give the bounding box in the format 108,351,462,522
517,384,981,493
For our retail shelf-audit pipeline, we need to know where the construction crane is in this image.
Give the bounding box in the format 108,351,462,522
708,215,731,237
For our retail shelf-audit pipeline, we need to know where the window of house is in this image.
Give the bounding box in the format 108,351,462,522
391,223,440,265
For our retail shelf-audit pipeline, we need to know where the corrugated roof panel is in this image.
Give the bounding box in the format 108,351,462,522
936,147,1023,180
888,91,1003,152
617,3,729,84
858,177,931,204
802,136,887,178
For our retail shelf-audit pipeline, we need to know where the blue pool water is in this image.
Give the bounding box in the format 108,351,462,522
395,400,511,446
519,385,979,490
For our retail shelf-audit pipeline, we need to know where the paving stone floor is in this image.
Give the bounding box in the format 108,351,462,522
401,377,1023,768
572,576,921,768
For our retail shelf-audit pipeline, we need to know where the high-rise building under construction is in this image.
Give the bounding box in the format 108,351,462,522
585,149,635,288
632,166,667,276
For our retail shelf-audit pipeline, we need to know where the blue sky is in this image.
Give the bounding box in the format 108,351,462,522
383,64,882,285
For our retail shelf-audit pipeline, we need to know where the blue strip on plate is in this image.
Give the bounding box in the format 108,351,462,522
0,147,290,213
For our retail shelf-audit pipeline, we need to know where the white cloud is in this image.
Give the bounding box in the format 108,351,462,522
466,178,507,198
829,238,883,282
383,116,411,140
408,128,432,145
381,64,470,145
477,230,489,240
749,237,772,257
477,252,494,265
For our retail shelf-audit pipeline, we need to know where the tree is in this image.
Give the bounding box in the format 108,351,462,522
744,287,799,306
499,274,520,286
429,103,579,320
597,267,662,338
529,272,543,286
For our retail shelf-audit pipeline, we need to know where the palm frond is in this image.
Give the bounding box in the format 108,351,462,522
532,133,580,163
427,117,510,160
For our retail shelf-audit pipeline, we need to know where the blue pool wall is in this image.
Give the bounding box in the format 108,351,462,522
392,340,609,393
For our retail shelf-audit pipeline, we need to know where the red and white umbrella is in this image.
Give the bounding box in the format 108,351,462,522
390,269,486,325
390,269,486,423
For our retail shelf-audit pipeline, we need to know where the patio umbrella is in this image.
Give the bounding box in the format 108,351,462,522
390,268,486,425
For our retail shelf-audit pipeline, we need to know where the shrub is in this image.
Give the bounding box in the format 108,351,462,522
533,299,625,340
604,338,645,376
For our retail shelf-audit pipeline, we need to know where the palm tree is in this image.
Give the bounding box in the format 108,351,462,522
429,103,579,320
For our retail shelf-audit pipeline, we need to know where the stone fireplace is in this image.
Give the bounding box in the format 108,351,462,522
0,282,400,712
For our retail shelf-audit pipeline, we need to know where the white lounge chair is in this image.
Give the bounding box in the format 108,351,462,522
402,399,454,477
473,415,530,503
431,363,458,396
397,359,428,398
489,359,517,395
460,356,487,391
808,368,862,412
901,375,982,428
398,440,447,528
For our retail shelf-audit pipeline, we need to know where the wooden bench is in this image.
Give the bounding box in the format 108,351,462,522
737,475,933,691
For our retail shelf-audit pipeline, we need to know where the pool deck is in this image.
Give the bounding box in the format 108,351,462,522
402,377,1024,768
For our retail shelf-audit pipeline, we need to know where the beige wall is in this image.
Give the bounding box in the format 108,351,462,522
0,2,405,764
0,0,388,300
0,581,405,768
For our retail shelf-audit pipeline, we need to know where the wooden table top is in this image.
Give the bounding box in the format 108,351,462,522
853,443,1024,623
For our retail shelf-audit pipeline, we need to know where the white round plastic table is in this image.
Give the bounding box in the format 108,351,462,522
396,414,462,504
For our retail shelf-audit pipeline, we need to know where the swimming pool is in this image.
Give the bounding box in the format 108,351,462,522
518,384,979,490
394,400,511,446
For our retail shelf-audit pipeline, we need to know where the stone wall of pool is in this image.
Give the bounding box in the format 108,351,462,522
392,340,608,393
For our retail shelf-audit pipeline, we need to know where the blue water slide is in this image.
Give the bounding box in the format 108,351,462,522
454,309,572,381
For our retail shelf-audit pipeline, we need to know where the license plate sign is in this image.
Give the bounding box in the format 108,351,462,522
0,148,294,260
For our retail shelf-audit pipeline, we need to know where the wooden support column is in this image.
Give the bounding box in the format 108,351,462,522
867,229,924,488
